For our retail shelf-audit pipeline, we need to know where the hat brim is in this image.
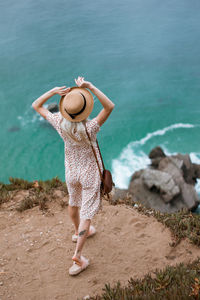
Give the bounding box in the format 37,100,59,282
59,87,94,122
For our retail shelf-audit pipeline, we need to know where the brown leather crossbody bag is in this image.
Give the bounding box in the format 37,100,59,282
85,125,114,197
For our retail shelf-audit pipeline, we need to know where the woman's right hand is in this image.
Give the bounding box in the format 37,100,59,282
51,86,71,96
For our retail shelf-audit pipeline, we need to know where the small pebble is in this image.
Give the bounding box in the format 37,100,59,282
0,282,3,286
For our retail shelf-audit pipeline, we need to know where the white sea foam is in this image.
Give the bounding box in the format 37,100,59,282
112,123,196,189
17,113,41,126
112,147,150,188
17,105,48,127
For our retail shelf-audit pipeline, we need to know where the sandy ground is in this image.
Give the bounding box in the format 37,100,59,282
0,190,200,300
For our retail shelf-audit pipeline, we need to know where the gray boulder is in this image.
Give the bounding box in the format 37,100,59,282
180,183,199,208
149,146,166,159
128,170,185,213
158,157,184,185
141,169,180,203
126,147,200,213
158,155,199,208
193,164,200,179
149,146,166,167
174,154,196,185
47,103,59,113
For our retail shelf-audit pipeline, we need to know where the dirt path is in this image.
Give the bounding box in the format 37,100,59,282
0,192,199,300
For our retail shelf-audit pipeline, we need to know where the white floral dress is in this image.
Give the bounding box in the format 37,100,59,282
46,111,103,219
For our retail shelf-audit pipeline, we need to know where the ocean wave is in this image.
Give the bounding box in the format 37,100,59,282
132,123,195,146
112,123,197,190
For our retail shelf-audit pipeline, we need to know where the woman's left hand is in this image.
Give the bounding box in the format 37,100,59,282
51,86,71,96
75,77,92,89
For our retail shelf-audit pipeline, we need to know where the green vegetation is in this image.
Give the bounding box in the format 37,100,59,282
88,258,200,300
153,210,200,247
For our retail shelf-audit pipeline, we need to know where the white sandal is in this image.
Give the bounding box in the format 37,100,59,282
69,256,89,276
72,225,96,243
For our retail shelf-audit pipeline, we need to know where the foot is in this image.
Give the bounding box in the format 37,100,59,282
69,256,89,276
72,225,96,243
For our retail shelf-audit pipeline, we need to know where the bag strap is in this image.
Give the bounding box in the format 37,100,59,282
96,140,105,170
84,124,104,181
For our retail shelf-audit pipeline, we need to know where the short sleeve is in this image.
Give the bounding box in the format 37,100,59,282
86,118,100,136
46,111,62,135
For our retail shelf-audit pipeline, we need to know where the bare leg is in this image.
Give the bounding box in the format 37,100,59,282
73,219,91,260
68,205,80,235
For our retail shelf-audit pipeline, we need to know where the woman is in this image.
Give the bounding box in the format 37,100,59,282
32,76,115,275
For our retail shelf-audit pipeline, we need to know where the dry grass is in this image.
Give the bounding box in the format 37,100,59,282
0,177,68,210
16,191,49,212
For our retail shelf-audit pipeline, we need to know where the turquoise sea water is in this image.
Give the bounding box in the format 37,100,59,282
1,0,200,193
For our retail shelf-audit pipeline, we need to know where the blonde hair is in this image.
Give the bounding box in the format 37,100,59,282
60,116,89,143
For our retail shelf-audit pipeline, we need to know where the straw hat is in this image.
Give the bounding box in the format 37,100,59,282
59,87,94,122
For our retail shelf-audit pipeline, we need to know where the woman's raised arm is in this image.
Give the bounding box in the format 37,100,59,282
32,86,70,119
75,77,115,126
